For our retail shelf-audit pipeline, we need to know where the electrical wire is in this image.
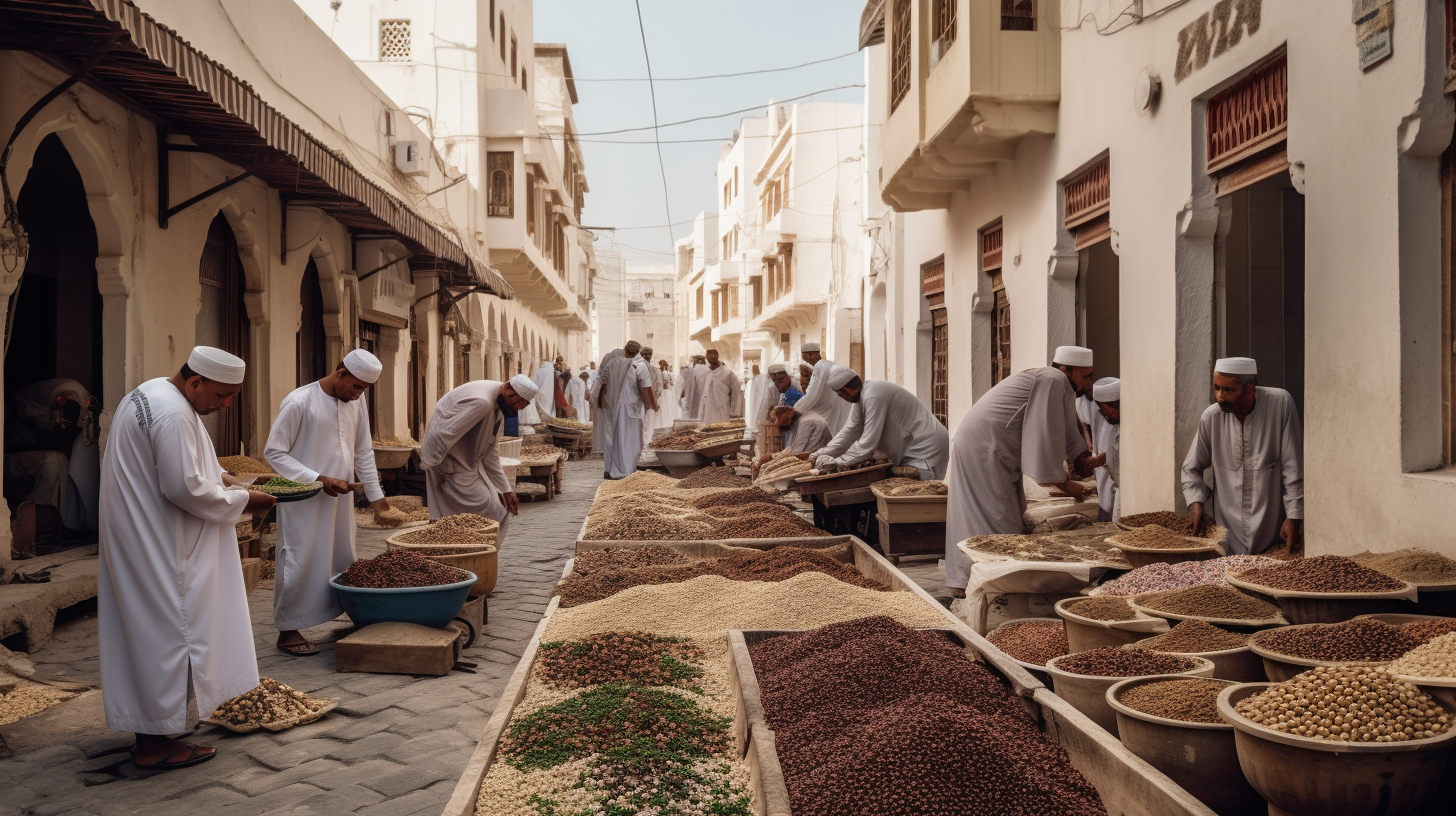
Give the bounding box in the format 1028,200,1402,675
539,122,877,146
575,85,864,136
410,49,859,83
633,0,675,245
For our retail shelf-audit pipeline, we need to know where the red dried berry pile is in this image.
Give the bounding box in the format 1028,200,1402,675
335,549,468,588
748,616,1106,816
1404,618,1456,644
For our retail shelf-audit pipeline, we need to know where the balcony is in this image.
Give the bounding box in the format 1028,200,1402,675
874,0,1060,212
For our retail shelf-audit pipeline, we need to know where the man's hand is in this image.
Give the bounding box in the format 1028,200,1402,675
1189,502,1206,535
318,476,351,497
1072,451,1098,480
566,406,578,419
502,492,520,516
1060,480,1086,502
244,490,278,515
1281,518,1301,546
1084,453,1107,471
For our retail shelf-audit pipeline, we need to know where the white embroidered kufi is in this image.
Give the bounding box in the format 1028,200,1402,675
509,373,540,400
1093,377,1121,402
826,365,858,391
801,342,821,353
188,346,246,385
1052,345,1094,367
767,363,787,375
342,349,383,383
1215,357,1258,376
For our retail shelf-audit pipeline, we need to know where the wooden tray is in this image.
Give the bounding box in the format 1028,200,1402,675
793,463,891,496
871,483,948,523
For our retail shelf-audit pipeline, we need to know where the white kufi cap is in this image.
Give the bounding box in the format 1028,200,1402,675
509,373,540,400
767,363,787,375
801,342,821,353
1093,377,1120,402
342,348,383,383
1215,357,1258,376
1053,345,1094,367
187,346,246,385
826,365,859,391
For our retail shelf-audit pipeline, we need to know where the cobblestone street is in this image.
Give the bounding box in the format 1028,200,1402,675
0,459,601,816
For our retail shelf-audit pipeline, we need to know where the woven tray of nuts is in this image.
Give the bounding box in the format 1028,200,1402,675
202,677,338,733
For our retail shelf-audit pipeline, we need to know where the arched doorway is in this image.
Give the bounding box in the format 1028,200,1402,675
297,258,328,386
196,213,251,456
4,133,103,546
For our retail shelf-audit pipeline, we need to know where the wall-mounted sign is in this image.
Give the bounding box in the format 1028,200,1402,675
1175,0,1263,84
1353,0,1393,71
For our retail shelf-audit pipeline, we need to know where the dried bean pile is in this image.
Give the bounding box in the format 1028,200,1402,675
1092,555,1277,596
1387,632,1456,678
691,486,778,509
987,620,1069,666
0,681,76,726
1404,617,1456,643
1120,511,1219,539
1132,620,1249,653
648,428,698,450
1137,585,1281,621
208,678,332,729
1065,597,1138,622
749,617,1106,816
1252,619,1420,663
1235,666,1450,742
571,545,689,576
1234,555,1408,593
217,454,275,475
1053,647,1198,678
1117,678,1229,724
335,549,469,588
967,528,1128,565
556,546,885,607
1350,549,1456,584
1115,525,1208,550
873,477,949,496
535,632,704,690
393,513,498,550
677,466,750,489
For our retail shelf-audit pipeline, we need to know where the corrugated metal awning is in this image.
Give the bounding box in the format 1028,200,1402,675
0,0,512,299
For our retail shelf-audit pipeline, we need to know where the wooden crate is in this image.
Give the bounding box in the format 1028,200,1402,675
870,484,948,524
240,557,260,594
335,622,460,676
792,463,890,496
756,421,782,458
877,515,946,562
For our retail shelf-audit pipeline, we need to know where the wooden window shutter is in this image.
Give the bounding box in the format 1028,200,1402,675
1207,54,1289,195
1064,158,1111,249
922,257,946,309
982,224,1004,272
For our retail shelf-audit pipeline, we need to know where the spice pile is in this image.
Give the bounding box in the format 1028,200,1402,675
1132,620,1249,653
1387,632,1456,678
218,454,276,476
1114,525,1210,550
0,680,77,726
1350,548,1456,585
749,617,1106,816
1135,585,1281,621
678,466,750,489
1092,555,1277,596
1234,555,1408,593
535,632,704,690
1064,597,1138,622
372,435,419,448
392,513,498,552
965,526,1128,566
988,620,1069,666
207,678,334,731
873,477,949,496
585,486,826,541
1117,678,1229,724
336,549,469,589
1120,511,1221,539
1234,666,1450,742
649,427,698,450
555,545,886,607
1252,619,1420,663
754,450,814,485
1404,617,1456,643
572,545,689,576
252,477,321,496
1053,647,1199,678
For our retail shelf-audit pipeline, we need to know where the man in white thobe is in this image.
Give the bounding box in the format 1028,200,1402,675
264,349,391,656
943,346,1102,595
811,367,950,480
794,342,852,437
599,341,656,478
640,347,663,446
657,360,680,427
1091,377,1122,523
695,349,743,425
744,365,775,439
530,360,556,420
98,347,276,768
679,355,706,420
420,374,537,542
567,370,591,422
592,349,624,463
1181,357,1303,555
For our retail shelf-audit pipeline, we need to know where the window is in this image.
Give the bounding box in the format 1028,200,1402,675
511,36,518,77
380,20,411,62
1001,0,1036,32
1207,54,1288,176
712,289,721,326
526,172,536,236
751,277,763,316
729,285,740,319
931,309,949,425
522,67,528,93
1064,157,1112,249
490,0,496,38
696,285,704,319
933,0,957,46
890,0,911,112
734,167,739,196
983,224,1011,385
499,16,506,61
488,152,514,217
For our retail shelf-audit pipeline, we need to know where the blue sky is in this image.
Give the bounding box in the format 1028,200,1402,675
536,0,864,266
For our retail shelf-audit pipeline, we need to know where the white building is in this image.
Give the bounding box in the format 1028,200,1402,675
624,266,677,362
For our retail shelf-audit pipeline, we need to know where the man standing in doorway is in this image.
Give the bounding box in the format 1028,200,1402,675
1181,357,1303,555
695,349,743,425
793,342,851,437
264,349,394,656
420,375,537,539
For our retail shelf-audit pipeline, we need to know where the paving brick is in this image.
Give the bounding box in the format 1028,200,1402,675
258,783,386,816
353,789,445,816
300,757,406,791
319,730,408,764
379,731,473,764
215,783,328,816
224,757,347,797
320,706,414,742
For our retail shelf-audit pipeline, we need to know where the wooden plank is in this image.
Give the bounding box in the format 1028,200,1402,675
335,623,459,676
792,464,890,496
818,486,875,507
878,517,946,558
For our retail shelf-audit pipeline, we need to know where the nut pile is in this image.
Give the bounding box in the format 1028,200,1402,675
677,466,750,489
335,549,470,588
1404,617,1456,643
1234,555,1408,593
208,678,333,729
1252,619,1420,663
1092,555,1277,596
690,486,778,509
1136,585,1281,621
571,545,689,576
1053,647,1199,678
648,427,698,450
749,617,1106,816
535,632,705,690
754,451,814,485
1114,525,1210,550
1387,632,1456,678
966,527,1128,565
0,681,77,726
1234,666,1450,742
1120,511,1221,539
1064,597,1138,622
1117,678,1229,724
1132,620,1249,653
987,620,1069,666
873,477,948,496
1350,549,1456,584
393,513,498,550
217,454,276,476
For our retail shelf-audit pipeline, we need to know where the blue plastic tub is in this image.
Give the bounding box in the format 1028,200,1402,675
329,570,476,629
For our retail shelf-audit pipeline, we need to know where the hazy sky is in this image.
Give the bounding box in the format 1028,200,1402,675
536,0,864,267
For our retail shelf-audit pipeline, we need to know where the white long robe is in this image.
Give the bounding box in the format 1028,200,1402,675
818,381,949,479
785,410,833,454
567,375,591,422
420,381,515,541
264,383,384,632
601,354,651,478
944,368,1088,589
679,364,706,420
744,374,777,438
531,363,557,420
98,378,256,733
592,350,623,457
656,371,680,427
1181,387,1303,555
641,365,663,446
696,364,744,425
794,357,852,437
1092,412,1120,522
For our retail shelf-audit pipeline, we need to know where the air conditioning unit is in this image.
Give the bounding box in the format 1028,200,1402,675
394,140,426,176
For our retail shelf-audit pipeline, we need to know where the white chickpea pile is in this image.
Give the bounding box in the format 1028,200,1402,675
1234,666,1450,742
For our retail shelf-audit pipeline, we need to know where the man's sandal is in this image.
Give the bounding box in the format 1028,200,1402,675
277,639,320,656
130,743,215,771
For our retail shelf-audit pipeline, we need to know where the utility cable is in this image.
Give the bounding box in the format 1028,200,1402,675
633,0,675,245
575,85,864,136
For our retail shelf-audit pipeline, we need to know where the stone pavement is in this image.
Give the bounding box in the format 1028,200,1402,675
0,457,602,816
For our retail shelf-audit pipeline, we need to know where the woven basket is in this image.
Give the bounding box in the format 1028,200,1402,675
385,533,499,598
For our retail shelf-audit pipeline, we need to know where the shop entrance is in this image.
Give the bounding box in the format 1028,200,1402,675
1076,239,1121,379
196,213,251,456
297,258,328,386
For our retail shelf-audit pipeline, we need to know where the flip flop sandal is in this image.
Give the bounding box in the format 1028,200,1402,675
130,743,216,771
277,640,320,656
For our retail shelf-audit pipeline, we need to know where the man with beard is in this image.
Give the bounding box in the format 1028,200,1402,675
1090,377,1121,523
1181,357,1303,555
943,346,1102,596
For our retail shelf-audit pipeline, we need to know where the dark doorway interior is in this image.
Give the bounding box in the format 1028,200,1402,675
1077,239,1121,378
196,213,251,456
297,258,328,386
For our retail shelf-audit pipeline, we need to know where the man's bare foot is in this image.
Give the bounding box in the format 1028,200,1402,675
132,733,215,770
